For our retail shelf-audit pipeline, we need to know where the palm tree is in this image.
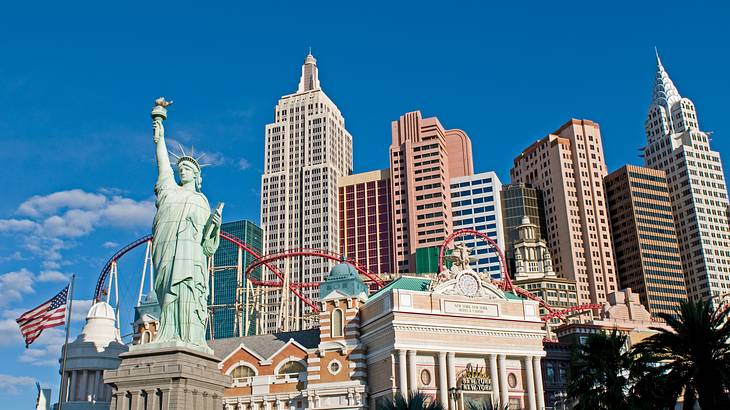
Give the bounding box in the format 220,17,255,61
634,299,730,409
568,329,634,409
377,392,445,410
464,398,509,410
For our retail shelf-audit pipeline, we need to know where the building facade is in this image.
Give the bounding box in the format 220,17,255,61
261,52,354,332
501,183,547,271
450,171,505,279
642,53,730,302
511,119,618,306
604,165,688,320
211,251,546,410
390,111,473,273
210,220,263,339
338,169,394,275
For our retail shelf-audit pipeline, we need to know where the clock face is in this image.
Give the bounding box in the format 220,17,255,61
457,273,480,296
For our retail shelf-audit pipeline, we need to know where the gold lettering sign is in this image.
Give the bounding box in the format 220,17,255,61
458,364,492,391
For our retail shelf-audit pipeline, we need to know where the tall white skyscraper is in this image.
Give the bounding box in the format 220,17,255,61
643,51,730,302
260,52,353,332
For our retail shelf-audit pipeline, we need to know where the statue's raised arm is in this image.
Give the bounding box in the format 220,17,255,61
152,97,174,183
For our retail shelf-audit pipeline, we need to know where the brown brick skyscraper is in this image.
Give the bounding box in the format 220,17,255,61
511,119,618,306
604,165,687,320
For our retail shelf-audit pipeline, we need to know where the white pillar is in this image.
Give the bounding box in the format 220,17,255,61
524,356,536,410
489,354,500,403
447,352,456,410
498,354,509,405
533,356,545,410
408,350,417,395
398,349,408,396
438,352,448,407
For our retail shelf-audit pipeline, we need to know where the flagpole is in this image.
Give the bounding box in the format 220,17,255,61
57,274,75,410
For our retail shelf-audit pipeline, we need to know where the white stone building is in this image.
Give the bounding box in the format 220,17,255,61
450,171,505,279
260,52,353,332
642,51,730,302
55,301,127,410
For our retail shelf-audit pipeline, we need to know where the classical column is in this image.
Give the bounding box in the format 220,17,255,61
488,354,500,403
408,350,418,395
446,352,456,409
524,356,536,410
398,350,409,396
89,370,98,401
498,355,508,405
438,352,448,407
533,356,545,410
78,370,88,401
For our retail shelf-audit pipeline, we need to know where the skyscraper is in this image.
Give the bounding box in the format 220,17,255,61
642,52,730,302
338,169,394,275
208,220,263,339
604,165,688,320
389,111,473,273
260,52,353,332
511,119,618,306
450,171,505,279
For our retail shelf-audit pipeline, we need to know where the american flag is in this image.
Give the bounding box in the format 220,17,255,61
15,285,69,347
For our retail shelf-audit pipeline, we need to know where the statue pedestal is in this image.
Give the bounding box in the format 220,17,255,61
104,346,230,410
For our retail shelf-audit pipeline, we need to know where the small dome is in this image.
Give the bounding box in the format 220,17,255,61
86,301,116,321
327,261,358,279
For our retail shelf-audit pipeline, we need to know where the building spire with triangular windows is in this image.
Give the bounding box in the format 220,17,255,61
651,48,681,109
297,49,320,93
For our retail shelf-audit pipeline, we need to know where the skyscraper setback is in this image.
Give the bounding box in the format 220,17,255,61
260,52,353,332
642,53,730,302
389,111,473,273
511,119,618,306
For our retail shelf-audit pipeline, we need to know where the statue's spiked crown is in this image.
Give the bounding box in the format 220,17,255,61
171,144,208,173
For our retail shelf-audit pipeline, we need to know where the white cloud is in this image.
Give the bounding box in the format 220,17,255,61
102,241,119,249
0,189,155,268
0,269,35,307
0,218,38,233
0,373,37,395
71,299,93,322
238,158,251,170
37,270,68,282
18,189,107,217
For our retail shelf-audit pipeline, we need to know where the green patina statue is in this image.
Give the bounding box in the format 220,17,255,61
149,97,222,353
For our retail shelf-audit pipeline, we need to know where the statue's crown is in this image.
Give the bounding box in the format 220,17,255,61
170,144,209,173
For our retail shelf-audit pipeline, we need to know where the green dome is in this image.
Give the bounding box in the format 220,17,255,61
319,260,369,300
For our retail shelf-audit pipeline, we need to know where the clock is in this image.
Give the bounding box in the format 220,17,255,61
457,272,480,297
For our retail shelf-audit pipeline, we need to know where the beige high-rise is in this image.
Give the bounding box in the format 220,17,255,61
642,52,730,302
260,52,353,332
511,119,618,306
389,111,473,273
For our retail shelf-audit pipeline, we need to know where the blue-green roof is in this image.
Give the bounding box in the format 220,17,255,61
366,276,432,304
319,262,369,299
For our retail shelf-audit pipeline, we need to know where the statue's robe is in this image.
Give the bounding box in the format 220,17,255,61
152,167,219,348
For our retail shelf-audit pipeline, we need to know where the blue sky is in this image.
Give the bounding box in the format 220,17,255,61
1,0,728,406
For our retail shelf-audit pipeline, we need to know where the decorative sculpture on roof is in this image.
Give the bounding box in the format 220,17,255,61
148,97,223,354
430,243,505,300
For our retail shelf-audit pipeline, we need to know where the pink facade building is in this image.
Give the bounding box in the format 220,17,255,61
511,119,618,306
338,169,395,274
390,111,473,273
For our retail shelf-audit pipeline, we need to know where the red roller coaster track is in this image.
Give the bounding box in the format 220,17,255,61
439,229,513,291
95,229,601,323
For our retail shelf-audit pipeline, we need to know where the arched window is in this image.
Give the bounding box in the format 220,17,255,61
231,365,256,384
331,308,344,337
277,361,306,377
142,331,151,344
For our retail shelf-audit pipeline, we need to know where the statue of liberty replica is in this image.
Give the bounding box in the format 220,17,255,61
105,99,230,410
150,97,222,353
